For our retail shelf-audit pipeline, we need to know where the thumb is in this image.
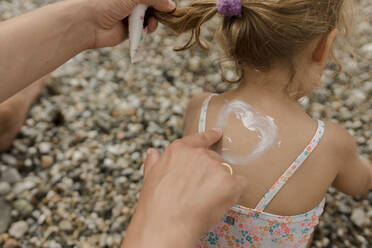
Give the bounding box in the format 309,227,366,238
144,148,161,178
181,128,223,148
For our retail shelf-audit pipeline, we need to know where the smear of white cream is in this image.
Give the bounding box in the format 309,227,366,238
226,136,233,143
216,100,278,165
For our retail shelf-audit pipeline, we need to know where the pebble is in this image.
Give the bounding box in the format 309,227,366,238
77,241,91,248
351,120,362,129
44,240,62,248
1,154,17,166
351,208,369,227
72,151,84,162
0,182,11,195
103,158,115,169
13,199,33,217
24,158,33,168
59,220,73,231
362,81,372,92
359,43,372,59
41,155,54,168
0,199,11,233
9,221,28,239
122,168,134,176
336,201,351,214
348,89,367,105
39,142,52,154
130,171,142,181
339,107,352,120
122,107,137,116
0,168,21,184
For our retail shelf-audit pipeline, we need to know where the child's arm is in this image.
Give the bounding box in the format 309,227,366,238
183,93,211,137
330,123,372,196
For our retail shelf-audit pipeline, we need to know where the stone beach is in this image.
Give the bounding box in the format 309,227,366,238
0,0,371,247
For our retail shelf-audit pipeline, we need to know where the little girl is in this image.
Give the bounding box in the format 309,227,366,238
153,0,372,247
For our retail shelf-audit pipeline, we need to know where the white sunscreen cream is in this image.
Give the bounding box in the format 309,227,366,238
216,100,278,165
129,5,148,63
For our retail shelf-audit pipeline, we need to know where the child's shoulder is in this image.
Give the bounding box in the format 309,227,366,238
183,93,212,135
186,92,212,111
322,121,359,165
323,121,371,196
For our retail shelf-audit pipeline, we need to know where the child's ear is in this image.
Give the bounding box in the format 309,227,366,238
312,28,338,66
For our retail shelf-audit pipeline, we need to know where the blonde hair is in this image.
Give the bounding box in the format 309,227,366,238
151,0,350,83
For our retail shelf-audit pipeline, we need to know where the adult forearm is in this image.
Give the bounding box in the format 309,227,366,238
123,204,198,248
123,209,194,248
0,0,93,102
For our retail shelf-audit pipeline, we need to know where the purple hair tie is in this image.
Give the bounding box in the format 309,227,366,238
217,0,242,17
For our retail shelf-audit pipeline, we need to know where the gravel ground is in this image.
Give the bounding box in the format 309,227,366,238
0,0,371,247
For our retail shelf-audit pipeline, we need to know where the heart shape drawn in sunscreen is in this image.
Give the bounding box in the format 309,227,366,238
216,100,278,165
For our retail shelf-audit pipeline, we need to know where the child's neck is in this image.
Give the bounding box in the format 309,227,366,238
228,66,302,105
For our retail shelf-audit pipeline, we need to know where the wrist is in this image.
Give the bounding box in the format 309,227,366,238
123,205,198,248
55,0,95,51
74,0,98,50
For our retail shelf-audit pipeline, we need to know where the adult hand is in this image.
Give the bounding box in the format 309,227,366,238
0,0,176,102
89,0,176,48
122,129,248,248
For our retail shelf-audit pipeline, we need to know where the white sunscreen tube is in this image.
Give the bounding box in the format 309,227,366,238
129,4,148,63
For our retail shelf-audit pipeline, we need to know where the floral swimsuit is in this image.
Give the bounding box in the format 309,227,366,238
196,94,326,248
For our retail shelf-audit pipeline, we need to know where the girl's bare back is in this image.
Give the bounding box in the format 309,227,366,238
183,91,370,216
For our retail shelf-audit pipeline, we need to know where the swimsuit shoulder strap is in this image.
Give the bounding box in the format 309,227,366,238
255,120,326,211
198,94,218,133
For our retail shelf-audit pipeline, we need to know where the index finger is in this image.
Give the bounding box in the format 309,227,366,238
181,129,223,148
